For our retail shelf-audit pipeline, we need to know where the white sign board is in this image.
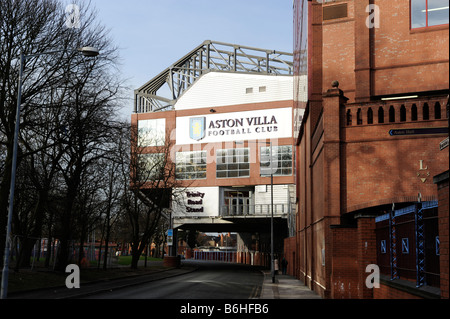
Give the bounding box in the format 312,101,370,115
440,137,449,151
172,187,219,218
176,108,293,145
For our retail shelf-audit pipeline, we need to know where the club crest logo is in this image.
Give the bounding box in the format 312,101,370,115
189,117,206,141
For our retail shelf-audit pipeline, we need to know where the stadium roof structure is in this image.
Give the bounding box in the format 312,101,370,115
134,40,293,113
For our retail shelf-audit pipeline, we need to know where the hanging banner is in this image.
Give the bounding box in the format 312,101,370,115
167,229,173,246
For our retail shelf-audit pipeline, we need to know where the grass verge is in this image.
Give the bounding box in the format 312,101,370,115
1,256,165,293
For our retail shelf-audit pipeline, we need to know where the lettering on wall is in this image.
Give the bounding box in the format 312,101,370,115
206,115,279,137
186,191,205,213
176,108,292,145
417,160,430,183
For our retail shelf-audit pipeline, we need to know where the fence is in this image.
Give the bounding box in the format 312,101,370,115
375,201,440,288
193,250,237,263
220,203,290,217
11,238,118,269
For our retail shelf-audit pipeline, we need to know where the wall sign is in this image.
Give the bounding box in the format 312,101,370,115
176,108,293,145
172,187,219,218
402,238,409,254
186,191,205,213
380,240,386,254
389,127,448,136
417,160,430,183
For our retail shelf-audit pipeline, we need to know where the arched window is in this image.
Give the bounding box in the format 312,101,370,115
434,102,441,119
411,104,418,121
346,109,352,126
357,108,362,125
378,107,384,124
423,103,429,120
389,105,395,122
400,105,406,122
367,107,373,124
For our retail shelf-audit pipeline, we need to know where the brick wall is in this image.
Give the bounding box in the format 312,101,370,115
294,0,449,300
342,99,449,213
373,1,449,96
373,283,423,299
330,225,359,298
318,0,450,102
284,236,297,276
329,218,378,299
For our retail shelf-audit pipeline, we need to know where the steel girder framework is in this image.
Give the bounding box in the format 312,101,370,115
134,40,293,113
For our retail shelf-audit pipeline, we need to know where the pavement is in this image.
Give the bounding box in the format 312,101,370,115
7,261,321,300
259,270,322,299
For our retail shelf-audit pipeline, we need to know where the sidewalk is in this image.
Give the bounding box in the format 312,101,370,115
259,271,322,299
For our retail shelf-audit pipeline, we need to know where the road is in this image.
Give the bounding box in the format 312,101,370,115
83,260,263,299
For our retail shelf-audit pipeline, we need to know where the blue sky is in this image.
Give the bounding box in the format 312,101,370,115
90,0,294,116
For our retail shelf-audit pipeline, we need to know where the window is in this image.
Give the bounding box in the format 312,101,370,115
423,103,430,120
357,108,362,125
411,0,449,29
400,105,407,122
138,118,165,146
378,107,384,124
389,105,395,123
367,107,374,124
138,153,165,180
411,104,418,121
323,3,348,21
260,145,293,176
346,109,352,126
176,151,207,180
216,148,250,178
434,102,441,119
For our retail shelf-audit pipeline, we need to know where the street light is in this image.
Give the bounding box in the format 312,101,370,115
79,46,100,57
1,46,99,300
235,140,275,283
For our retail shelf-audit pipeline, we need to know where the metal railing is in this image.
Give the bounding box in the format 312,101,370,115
193,250,236,263
220,203,290,217
135,40,293,113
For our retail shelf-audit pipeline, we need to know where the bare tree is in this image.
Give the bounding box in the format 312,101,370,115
0,0,67,268
96,125,128,270
0,0,125,270
118,125,188,269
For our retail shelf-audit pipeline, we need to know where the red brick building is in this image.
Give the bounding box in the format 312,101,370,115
287,0,449,299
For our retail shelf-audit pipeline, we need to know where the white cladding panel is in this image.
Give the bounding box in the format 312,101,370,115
174,72,293,110
255,184,294,205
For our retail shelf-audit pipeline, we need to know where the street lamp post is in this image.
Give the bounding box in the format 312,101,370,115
268,142,275,284
235,140,275,283
0,47,99,300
